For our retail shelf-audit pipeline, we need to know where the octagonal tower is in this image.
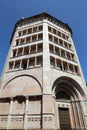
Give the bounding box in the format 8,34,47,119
0,12,87,130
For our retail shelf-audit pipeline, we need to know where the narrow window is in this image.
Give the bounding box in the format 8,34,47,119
18,31,22,36
48,26,51,32
37,43,43,52
28,28,32,34
54,37,58,44
56,59,62,70
57,31,61,37
64,41,68,48
33,27,37,32
61,50,65,58
53,29,56,34
20,38,25,44
62,33,66,39
29,57,35,67
23,30,27,35
32,35,37,42
74,66,80,75
69,64,74,72
14,60,20,69
21,59,27,69
9,61,14,70
49,44,54,53
26,36,31,43
59,39,63,46
38,25,43,31
67,52,71,60
49,34,53,41
63,62,68,71
13,49,17,57
38,33,43,40
30,45,36,54
24,47,29,55
50,56,55,67
16,39,19,46
71,53,74,61
37,56,42,66
68,44,71,50
17,48,23,56
55,47,60,56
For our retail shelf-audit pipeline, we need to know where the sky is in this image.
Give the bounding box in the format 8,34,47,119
0,0,87,82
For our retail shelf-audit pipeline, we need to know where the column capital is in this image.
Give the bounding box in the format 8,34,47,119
25,96,29,99
10,97,14,100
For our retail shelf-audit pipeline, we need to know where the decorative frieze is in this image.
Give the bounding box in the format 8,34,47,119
11,117,23,122
44,117,52,121
0,116,8,122
28,117,41,122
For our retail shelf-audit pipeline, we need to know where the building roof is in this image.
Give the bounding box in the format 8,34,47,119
10,12,72,44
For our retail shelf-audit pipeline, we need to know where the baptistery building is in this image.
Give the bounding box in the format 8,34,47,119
0,12,87,130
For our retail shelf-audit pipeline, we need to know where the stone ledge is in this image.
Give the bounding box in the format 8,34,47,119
0,128,86,130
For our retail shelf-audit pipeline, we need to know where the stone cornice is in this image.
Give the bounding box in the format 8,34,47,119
10,12,72,44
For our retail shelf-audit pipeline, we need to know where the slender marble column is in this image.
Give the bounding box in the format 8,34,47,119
24,96,29,129
6,97,13,129
73,101,80,129
79,101,86,128
71,101,78,128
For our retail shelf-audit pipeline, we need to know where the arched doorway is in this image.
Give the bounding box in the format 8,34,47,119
56,89,72,130
52,77,86,130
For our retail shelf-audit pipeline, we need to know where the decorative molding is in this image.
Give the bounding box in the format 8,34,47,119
28,117,41,122
44,117,52,121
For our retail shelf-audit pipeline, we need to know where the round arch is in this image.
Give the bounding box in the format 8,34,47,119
52,76,85,100
3,74,42,90
0,75,42,98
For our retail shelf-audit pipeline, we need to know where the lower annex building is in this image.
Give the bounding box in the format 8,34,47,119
0,12,87,130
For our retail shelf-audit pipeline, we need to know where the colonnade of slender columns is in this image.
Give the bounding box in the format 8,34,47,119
6,96,29,129
71,101,86,129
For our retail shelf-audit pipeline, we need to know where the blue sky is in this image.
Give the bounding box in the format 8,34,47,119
0,0,87,82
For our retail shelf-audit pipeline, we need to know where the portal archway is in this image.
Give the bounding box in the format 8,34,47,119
52,76,85,130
